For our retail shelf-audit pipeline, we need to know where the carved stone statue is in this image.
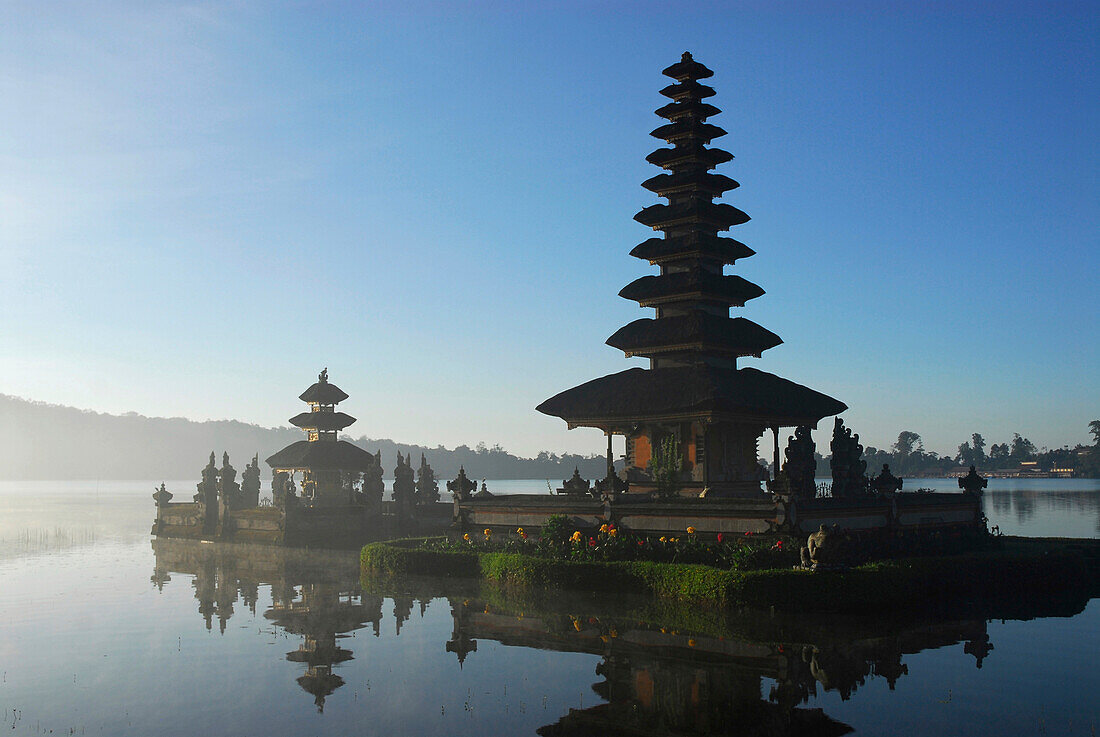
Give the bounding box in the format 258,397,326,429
240,454,261,508
871,464,903,495
415,454,439,505
560,467,591,496
447,466,476,501
363,450,385,508
959,465,988,496
782,425,817,500
195,452,219,508
392,452,416,518
830,419,869,499
801,523,839,568
152,482,173,506
218,452,241,510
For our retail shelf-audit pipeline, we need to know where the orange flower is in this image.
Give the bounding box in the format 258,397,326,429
463,533,471,541
686,526,696,535
483,528,492,537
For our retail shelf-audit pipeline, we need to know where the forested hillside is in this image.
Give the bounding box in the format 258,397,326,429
0,395,609,481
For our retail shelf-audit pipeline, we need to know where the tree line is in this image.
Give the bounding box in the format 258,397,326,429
0,394,610,481
808,422,1100,478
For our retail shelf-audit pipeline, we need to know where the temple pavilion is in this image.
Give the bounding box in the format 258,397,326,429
266,369,376,506
538,53,846,496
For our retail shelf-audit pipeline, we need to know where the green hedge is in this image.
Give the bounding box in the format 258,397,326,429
361,537,1097,612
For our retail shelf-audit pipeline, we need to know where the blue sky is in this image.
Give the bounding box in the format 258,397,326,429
1,1,1097,458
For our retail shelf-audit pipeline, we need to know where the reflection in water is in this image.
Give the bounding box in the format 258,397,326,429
153,539,373,711
147,539,1084,736
980,486,1100,539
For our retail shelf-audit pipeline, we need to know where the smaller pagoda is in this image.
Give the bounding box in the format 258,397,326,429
266,369,376,507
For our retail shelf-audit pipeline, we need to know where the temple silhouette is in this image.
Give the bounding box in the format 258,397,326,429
539,52,845,497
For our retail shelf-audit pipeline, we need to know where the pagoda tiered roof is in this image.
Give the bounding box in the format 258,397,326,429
288,411,357,432
266,440,376,471
646,146,732,169
640,170,738,197
537,53,845,431
659,80,715,101
634,200,750,231
266,369,375,472
618,270,764,307
654,100,721,121
630,234,754,265
649,120,727,145
299,381,348,405
607,313,782,359
537,366,846,428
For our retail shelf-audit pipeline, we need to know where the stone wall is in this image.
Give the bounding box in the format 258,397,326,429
457,492,983,538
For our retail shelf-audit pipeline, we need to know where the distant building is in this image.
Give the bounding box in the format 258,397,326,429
538,54,845,496
266,369,376,506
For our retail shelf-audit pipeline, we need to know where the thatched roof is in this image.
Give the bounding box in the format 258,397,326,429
634,200,749,231
651,119,727,144
289,411,357,432
641,170,738,197
654,100,720,121
607,313,781,359
659,79,715,101
619,270,764,307
646,146,731,170
266,440,376,471
299,381,348,405
630,234,755,265
649,120,726,145
537,366,846,428
662,52,714,81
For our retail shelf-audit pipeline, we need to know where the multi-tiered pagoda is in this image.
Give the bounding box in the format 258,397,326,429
538,53,846,496
266,369,376,506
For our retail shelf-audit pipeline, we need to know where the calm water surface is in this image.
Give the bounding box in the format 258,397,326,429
0,480,1098,736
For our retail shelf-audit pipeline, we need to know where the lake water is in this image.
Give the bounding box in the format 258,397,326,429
1,479,1098,735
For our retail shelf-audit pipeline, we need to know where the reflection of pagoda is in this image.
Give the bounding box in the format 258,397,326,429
266,369,376,506
266,583,379,712
151,538,380,712
539,54,845,496
265,582,382,712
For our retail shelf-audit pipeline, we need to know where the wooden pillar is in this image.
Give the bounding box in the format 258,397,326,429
772,426,781,479
606,432,614,478
702,422,710,489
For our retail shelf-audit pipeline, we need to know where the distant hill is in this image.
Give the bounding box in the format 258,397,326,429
0,395,610,482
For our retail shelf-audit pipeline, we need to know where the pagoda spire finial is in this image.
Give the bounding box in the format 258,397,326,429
319,367,328,383
682,51,692,61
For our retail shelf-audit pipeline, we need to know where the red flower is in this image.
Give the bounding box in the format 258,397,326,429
716,533,724,543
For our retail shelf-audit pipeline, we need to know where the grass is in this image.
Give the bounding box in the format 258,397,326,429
361,535,1100,613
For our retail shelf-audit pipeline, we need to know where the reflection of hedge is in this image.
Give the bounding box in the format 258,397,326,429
361,537,1099,613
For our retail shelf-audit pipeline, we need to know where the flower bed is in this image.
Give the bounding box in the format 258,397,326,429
422,515,799,571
